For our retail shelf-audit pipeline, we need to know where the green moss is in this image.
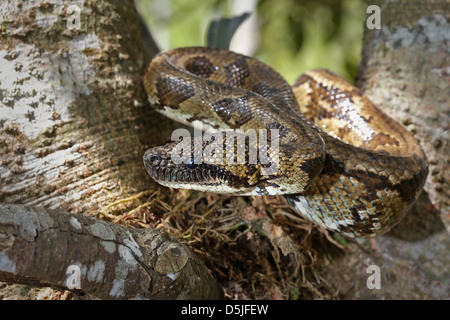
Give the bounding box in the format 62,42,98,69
20,285,31,296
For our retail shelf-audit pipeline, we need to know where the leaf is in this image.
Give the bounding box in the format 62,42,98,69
206,12,250,49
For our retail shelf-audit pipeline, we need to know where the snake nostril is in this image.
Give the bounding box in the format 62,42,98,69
148,155,159,165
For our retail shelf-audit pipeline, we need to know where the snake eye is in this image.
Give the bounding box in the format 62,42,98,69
185,158,198,170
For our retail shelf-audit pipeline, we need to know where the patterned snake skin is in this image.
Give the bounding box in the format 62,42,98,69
143,47,428,238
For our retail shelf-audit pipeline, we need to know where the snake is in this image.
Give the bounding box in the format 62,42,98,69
142,47,428,238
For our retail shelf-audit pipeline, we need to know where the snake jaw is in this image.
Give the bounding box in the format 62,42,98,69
143,144,261,194
143,145,207,184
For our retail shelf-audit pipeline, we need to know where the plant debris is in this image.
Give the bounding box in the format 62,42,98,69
100,186,345,300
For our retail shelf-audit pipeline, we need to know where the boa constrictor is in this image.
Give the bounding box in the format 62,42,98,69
143,47,428,238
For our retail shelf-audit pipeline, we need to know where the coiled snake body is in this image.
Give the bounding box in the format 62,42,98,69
143,47,428,238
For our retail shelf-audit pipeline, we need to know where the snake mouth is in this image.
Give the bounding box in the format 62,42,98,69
143,147,221,185
143,147,260,193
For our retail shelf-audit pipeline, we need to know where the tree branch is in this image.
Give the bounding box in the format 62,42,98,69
0,203,222,299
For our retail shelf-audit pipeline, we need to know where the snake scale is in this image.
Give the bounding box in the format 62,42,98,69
143,47,428,238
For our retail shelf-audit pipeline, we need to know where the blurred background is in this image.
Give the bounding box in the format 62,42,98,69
136,0,366,84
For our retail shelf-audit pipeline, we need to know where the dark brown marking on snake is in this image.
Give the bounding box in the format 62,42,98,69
186,114,208,124
306,77,374,124
252,82,278,99
290,117,320,144
300,157,326,187
217,164,259,189
156,75,195,108
258,177,280,191
225,57,250,87
185,56,215,79
280,144,296,159
320,154,345,175
300,77,336,121
251,82,293,113
212,97,253,129
322,154,425,204
364,132,400,148
337,126,352,136
348,207,375,234
265,121,290,138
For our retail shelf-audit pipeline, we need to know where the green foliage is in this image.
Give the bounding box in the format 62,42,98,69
137,0,365,82
256,0,364,82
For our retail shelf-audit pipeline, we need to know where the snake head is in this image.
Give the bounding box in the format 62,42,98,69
143,135,261,194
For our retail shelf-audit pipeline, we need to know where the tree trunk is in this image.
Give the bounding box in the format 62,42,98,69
0,0,221,299
0,0,168,213
322,0,450,299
